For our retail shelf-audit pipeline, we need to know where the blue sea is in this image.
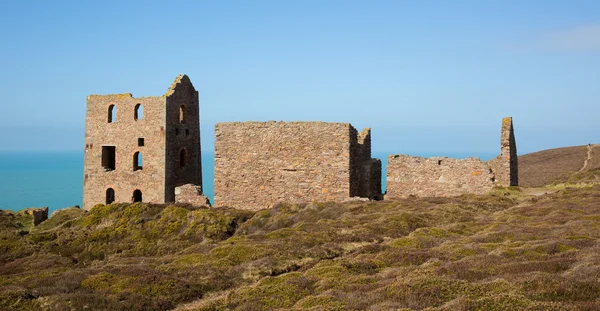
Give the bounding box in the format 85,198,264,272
0,151,495,214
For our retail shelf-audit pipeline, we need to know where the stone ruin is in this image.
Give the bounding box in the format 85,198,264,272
488,117,519,186
82,74,518,210
82,75,207,210
213,121,382,210
24,207,49,226
175,184,210,206
385,117,518,199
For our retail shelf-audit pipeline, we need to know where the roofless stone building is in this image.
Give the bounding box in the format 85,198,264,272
386,117,518,199
82,75,206,210
214,122,382,210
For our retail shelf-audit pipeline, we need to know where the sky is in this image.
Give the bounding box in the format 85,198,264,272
0,0,598,155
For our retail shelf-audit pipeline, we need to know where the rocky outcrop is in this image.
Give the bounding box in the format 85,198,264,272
175,184,211,206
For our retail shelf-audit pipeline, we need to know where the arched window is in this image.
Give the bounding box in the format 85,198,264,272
106,188,115,204
133,152,143,171
134,103,144,120
179,148,187,168
108,105,116,123
179,105,186,123
132,189,142,202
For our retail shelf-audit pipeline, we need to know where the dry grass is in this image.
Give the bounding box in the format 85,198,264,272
1,186,600,310
519,145,589,187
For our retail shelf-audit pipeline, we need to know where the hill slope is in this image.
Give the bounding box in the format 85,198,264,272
1,187,600,310
519,144,600,187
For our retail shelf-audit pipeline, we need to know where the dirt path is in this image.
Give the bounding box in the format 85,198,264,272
579,144,595,172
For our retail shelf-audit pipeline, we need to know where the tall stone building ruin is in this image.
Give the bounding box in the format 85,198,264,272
82,75,204,210
214,122,382,210
386,117,518,199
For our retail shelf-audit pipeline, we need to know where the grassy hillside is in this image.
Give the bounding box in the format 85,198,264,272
519,145,600,187
1,186,600,310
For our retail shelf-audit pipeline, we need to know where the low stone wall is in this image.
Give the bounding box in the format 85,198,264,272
386,155,495,198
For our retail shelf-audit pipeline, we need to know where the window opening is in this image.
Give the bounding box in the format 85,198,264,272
102,146,116,171
175,128,180,136
108,105,116,123
106,188,115,204
185,129,190,136
133,152,143,171
138,138,144,147
437,160,442,165
179,105,186,123
134,103,144,120
132,189,142,202
179,149,187,168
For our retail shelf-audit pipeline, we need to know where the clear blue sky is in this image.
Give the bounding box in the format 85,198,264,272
1,0,598,155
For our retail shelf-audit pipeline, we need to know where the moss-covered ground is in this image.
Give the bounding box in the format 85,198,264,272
1,186,600,310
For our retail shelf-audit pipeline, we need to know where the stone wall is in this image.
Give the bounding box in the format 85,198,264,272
83,93,167,210
348,128,382,199
488,117,518,186
83,75,203,210
385,117,518,199
386,155,495,198
214,121,381,210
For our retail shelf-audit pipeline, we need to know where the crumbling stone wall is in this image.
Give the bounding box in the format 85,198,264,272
350,128,382,199
214,122,381,210
386,117,518,198
83,75,204,210
24,207,49,226
386,156,495,198
488,117,518,186
175,184,210,206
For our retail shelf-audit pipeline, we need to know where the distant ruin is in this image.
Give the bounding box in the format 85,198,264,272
386,117,518,199
214,122,382,210
82,75,207,210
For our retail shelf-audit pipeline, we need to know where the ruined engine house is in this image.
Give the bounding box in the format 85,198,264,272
82,75,203,210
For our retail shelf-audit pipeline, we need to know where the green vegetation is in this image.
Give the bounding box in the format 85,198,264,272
1,186,600,310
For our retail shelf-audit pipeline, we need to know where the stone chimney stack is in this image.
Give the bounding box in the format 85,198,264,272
489,117,518,186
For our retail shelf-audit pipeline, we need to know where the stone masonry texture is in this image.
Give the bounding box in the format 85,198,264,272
386,117,518,198
83,75,203,210
386,156,495,198
213,122,382,210
488,117,519,186
175,184,210,206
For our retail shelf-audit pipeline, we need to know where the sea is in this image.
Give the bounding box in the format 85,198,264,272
0,151,496,214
